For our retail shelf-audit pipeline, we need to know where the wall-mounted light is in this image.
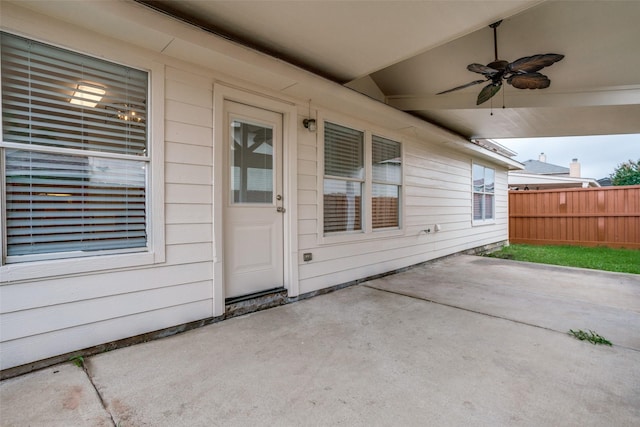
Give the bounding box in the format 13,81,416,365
303,118,317,132
303,99,317,132
70,83,105,108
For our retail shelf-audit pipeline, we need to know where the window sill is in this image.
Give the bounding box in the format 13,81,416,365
0,251,162,284
472,219,496,226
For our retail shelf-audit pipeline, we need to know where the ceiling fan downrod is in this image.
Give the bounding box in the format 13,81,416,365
489,20,502,61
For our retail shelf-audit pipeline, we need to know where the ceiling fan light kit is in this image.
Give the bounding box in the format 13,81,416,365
437,20,564,105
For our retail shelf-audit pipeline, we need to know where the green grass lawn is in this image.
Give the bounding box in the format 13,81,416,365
487,244,640,274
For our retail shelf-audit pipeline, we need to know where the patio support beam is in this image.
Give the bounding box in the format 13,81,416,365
387,85,640,111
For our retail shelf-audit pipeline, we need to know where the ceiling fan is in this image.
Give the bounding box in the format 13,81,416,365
437,20,564,105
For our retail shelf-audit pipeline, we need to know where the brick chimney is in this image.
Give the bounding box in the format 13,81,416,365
570,158,581,177
538,152,547,162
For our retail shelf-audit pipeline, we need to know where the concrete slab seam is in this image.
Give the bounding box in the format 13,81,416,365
363,284,640,353
79,359,117,427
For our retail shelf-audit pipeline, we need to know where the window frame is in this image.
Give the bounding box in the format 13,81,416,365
0,31,165,282
318,114,404,244
471,162,496,225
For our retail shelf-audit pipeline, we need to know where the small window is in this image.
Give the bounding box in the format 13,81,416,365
472,163,495,222
372,135,401,229
323,122,363,233
1,32,149,263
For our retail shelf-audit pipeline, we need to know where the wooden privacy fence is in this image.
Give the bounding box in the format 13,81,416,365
509,185,640,249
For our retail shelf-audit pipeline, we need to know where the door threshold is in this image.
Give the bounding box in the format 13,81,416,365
224,287,288,319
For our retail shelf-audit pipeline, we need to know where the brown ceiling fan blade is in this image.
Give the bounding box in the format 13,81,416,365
508,72,551,89
467,63,499,76
476,82,502,105
507,54,564,73
436,79,486,95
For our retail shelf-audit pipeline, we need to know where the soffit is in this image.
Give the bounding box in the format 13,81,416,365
136,0,640,140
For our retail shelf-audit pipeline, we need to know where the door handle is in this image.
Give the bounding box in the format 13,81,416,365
277,207,286,213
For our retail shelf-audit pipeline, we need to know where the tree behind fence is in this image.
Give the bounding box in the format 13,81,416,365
509,185,640,249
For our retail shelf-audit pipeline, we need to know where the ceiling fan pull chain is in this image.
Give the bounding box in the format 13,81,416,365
502,86,506,109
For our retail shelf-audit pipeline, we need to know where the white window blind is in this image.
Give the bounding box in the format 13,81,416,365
1,32,149,261
372,135,401,229
324,122,363,233
324,122,363,179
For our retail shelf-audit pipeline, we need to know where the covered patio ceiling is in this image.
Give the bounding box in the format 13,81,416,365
137,0,640,141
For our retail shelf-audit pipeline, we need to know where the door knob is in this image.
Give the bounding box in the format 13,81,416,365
276,195,283,201
277,206,286,213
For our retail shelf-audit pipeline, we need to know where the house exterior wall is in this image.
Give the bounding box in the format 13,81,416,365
0,1,511,372
296,117,509,294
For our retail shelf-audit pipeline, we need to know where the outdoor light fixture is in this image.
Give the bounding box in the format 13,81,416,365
303,118,317,132
303,99,317,132
70,83,106,108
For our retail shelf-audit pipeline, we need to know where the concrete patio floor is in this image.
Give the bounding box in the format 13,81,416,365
1,255,639,426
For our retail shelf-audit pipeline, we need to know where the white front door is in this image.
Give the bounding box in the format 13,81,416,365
224,101,284,299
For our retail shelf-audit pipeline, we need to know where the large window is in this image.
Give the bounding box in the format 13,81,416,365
323,121,402,235
1,32,149,263
472,163,495,222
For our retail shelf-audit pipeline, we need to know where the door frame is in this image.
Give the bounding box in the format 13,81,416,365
212,84,299,316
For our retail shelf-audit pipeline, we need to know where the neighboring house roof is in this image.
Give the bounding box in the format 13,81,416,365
517,159,570,175
598,177,613,186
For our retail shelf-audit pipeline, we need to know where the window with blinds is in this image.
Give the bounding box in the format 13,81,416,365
1,32,149,262
372,135,401,229
472,163,495,222
322,122,403,236
323,122,363,233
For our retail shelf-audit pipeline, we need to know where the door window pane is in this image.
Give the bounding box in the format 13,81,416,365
230,120,273,204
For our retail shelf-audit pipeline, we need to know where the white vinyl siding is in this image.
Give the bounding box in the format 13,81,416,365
1,32,149,262
299,135,509,295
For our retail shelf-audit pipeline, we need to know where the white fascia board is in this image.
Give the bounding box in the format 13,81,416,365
508,172,600,187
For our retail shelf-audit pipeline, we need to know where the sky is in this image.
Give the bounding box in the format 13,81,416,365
494,134,639,180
